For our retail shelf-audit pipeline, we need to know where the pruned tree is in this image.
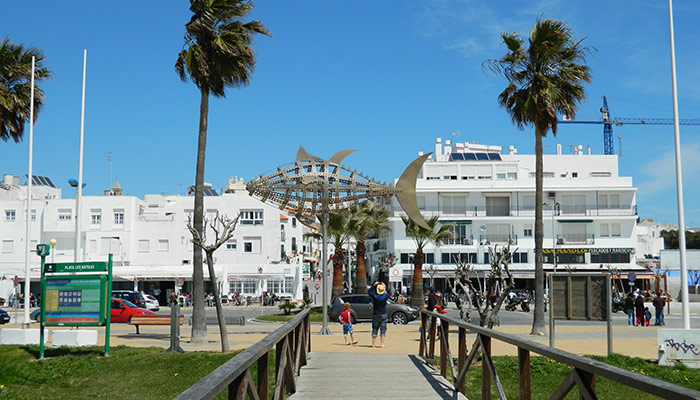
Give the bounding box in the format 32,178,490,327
188,212,239,353
607,265,624,296
446,244,516,328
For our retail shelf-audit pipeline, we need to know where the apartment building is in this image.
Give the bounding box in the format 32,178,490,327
373,137,647,290
0,175,310,303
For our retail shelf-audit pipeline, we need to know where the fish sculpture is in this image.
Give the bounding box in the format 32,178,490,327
246,146,432,230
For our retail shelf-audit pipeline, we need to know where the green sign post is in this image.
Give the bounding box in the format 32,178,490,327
38,245,112,359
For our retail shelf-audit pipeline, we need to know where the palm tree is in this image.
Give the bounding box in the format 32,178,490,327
348,201,391,294
328,212,352,296
0,38,52,143
486,18,591,335
402,215,453,308
175,0,269,343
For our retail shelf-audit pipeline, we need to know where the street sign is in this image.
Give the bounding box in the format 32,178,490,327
628,273,636,282
389,266,402,282
45,262,108,273
302,264,311,280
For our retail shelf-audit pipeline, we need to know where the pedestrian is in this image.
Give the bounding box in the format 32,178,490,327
338,302,357,345
368,281,389,348
624,292,635,326
426,287,438,312
634,293,645,326
652,291,666,326
644,307,652,327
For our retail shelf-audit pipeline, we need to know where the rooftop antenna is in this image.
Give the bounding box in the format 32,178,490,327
105,152,113,186
617,135,623,157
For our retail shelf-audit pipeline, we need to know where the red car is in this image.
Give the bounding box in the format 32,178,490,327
111,298,154,323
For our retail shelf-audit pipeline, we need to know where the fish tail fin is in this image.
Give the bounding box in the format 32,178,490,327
396,152,432,230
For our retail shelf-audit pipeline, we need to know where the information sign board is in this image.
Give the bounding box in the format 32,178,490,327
45,262,108,273
389,266,402,282
44,275,109,325
302,264,311,280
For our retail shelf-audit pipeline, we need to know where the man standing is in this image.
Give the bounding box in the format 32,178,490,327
426,287,439,312
653,292,666,326
368,281,389,348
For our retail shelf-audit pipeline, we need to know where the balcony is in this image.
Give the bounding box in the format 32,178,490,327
390,205,637,217
442,235,474,246
479,234,518,245
557,234,595,245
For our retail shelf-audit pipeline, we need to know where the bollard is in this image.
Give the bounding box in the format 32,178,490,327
166,303,184,353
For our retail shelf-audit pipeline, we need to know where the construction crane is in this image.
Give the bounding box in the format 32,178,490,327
559,96,700,155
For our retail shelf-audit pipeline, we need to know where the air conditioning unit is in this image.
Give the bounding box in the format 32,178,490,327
548,192,556,198
557,238,565,245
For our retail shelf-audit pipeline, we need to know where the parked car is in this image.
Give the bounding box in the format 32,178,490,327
30,308,41,321
144,294,160,311
328,293,420,325
111,298,154,323
111,290,147,309
0,308,10,324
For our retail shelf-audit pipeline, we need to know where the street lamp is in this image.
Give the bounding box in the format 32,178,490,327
49,238,56,264
544,202,561,272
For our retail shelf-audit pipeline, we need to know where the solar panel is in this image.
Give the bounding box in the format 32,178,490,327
475,153,489,160
44,177,56,188
450,153,464,161
464,153,477,160
203,188,219,196
28,175,56,187
488,153,502,161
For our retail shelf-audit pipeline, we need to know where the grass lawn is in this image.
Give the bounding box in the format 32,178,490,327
435,353,700,399
256,306,323,323
0,345,277,399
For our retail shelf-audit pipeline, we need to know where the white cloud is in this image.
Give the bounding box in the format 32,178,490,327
638,142,700,196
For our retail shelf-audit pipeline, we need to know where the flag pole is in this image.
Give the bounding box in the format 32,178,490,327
74,49,87,262
23,56,36,326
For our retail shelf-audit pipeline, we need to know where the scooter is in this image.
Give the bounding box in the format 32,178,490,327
520,296,530,312
505,297,519,311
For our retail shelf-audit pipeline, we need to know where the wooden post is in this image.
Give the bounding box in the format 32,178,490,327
258,351,269,400
481,334,491,400
440,319,449,378
230,373,244,400
429,315,437,359
275,339,285,398
419,312,426,357
578,369,595,400
518,347,531,400
457,327,466,394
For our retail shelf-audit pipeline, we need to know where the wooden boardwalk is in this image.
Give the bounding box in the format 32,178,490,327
288,352,468,399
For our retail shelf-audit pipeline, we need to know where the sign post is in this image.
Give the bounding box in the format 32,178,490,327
39,248,113,359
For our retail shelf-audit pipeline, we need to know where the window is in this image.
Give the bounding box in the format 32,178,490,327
58,209,72,221
267,279,283,293
291,237,297,252
2,240,13,253
512,252,528,263
89,239,97,253
485,196,510,216
158,239,169,252
400,253,414,264
91,209,101,225
496,173,506,179
138,240,150,252
440,195,466,214
28,209,36,221
285,277,294,292
292,217,297,228
243,236,261,253
591,252,630,264
600,223,609,237
443,223,471,245
441,252,476,264
244,242,253,252
572,172,578,178
523,225,533,237
114,209,124,225
611,223,621,237
230,279,258,294
226,240,237,250
240,210,263,225
5,210,15,221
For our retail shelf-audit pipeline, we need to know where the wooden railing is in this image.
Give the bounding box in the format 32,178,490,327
419,310,700,400
175,309,310,400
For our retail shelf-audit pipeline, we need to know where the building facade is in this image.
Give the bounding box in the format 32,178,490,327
372,137,647,290
0,175,311,304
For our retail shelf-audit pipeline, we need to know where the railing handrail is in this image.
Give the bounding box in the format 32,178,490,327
175,309,310,400
420,310,700,399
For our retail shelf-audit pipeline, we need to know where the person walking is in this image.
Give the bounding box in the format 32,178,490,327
634,293,645,327
426,287,439,312
368,281,389,348
624,292,635,326
338,302,357,345
644,307,652,327
653,291,666,326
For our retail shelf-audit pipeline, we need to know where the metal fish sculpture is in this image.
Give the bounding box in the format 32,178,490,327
246,146,432,230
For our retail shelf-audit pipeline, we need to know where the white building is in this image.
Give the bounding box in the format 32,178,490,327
372,138,648,290
0,174,311,304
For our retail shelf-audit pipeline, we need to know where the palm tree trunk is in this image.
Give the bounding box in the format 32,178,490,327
206,251,230,352
355,242,368,293
332,254,344,296
531,126,546,335
410,259,424,308
190,86,209,344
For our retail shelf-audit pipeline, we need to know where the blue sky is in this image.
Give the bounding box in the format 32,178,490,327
2,1,700,225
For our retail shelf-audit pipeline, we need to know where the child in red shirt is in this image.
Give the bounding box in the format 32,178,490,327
339,302,357,345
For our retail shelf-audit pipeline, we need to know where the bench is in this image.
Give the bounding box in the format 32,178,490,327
187,316,246,326
129,314,184,334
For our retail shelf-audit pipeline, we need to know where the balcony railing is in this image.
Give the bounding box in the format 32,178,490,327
391,204,637,217
557,234,595,245
479,234,518,245
442,236,474,246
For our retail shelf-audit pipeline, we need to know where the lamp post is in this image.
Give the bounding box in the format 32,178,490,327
49,239,56,264
544,202,560,272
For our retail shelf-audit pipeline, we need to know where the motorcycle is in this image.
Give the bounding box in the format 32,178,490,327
612,297,624,313
505,296,519,311
520,296,530,312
